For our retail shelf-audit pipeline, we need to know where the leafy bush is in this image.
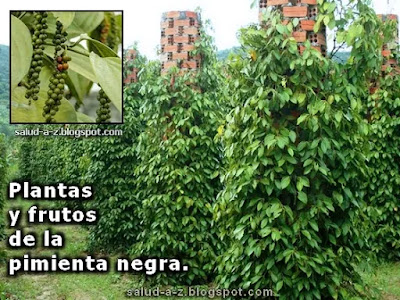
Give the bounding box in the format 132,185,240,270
18,135,34,180
366,73,400,260
130,28,226,285
336,10,400,261
86,71,146,252
214,11,369,299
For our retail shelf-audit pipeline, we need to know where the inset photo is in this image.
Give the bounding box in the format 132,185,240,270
10,11,123,124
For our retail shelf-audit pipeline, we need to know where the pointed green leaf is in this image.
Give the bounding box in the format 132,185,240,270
90,52,122,113
281,176,291,190
11,15,32,91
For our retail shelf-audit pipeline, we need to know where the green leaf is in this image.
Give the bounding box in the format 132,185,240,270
309,220,319,232
90,52,122,113
67,12,105,37
350,98,357,110
298,191,308,204
81,34,118,57
281,176,291,190
297,93,307,105
321,139,328,153
11,15,32,91
271,231,281,241
334,111,342,123
52,12,75,29
38,64,54,90
314,19,321,33
11,87,77,123
76,112,95,123
302,230,312,240
276,24,286,34
289,131,297,143
210,171,219,179
297,114,308,125
323,15,330,26
276,281,284,292
66,70,92,103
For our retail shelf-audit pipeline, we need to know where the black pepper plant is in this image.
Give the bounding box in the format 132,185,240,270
85,49,149,251
214,6,371,299
130,24,227,285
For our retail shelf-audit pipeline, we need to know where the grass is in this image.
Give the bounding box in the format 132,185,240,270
359,263,400,300
1,197,400,299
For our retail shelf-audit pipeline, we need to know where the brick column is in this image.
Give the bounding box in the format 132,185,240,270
259,0,327,57
160,11,201,75
378,14,399,73
124,49,138,84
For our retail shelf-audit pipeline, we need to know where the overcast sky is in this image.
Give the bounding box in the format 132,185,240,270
1,0,399,59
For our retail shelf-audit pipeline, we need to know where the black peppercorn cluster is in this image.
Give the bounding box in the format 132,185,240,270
42,20,70,123
53,20,68,52
96,88,111,123
25,12,48,103
42,71,67,123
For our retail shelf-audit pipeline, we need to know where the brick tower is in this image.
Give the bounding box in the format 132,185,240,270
160,11,202,74
378,14,399,73
259,0,326,57
124,49,138,84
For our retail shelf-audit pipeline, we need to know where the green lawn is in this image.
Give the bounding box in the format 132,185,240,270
1,198,399,300
359,263,400,300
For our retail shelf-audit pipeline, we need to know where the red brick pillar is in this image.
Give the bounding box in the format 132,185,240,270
259,0,326,57
160,11,201,75
124,49,138,84
378,14,399,73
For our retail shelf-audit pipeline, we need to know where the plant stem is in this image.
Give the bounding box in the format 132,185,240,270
43,43,90,57
66,47,90,57
18,12,28,19
20,81,30,89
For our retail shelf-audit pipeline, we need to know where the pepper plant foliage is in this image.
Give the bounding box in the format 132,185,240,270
86,59,148,252
366,71,400,260
17,126,89,187
336,4,400,261
130,26,226,285
363,21,400,259
215,9,370,299
11,11,122,123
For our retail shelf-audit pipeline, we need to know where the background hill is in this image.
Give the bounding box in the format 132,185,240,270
0,44,10,134
0,45,9,101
